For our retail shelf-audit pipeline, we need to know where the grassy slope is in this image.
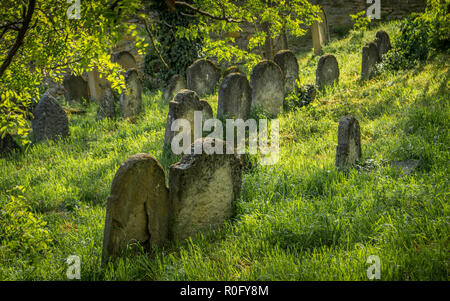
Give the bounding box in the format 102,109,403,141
1,21,449,280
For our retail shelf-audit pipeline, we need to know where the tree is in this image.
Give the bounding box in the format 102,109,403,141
0,0,144,144
0,0,321,145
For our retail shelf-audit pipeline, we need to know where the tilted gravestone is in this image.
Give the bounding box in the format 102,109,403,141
96,87,115,121
169,137,242,241
102,153,170,263
163,74,186,102
217,73,252,120
335,115,362,170
120,69,142,119
223,66,242,78
250,60,284,116
361,42,380,81
164,89,213,148
63,75,89,103
311,7,330,55
316,54,339,89
274,50,299,93
114,51,137,70
186,59,221,96
32,93,70,142
375,30,392,59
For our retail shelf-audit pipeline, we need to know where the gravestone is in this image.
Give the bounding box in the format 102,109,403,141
0,133,20,156
63,75,89,103
96,87,115,121
217,73,252,119
361,42,380,81
186,59,221,96
164,89,212,148
274,50,299,93
120,69,142,119
223,66,242,78
163,74,186,102
250,60,284,116
102,153,170,263
311,8,330,55
169,137,242,241
114,51,137,70
335,115,362,170
32,93,70,142
87,69,110,103
316,54,339,88
200,100,213,120
375,30,392,59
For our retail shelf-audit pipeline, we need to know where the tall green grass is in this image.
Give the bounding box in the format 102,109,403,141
0,21,448,280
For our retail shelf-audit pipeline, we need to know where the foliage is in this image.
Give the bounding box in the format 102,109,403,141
379,0,449,71
284,83,316,111
175,0,321,73
0,186,52,262
144,1,202,88
350,11,371,32
0,0,144,145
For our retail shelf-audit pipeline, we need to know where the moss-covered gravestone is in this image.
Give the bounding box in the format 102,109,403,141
169,138,242,241
335,115,362,170
217,73,252,119
102,154,170,263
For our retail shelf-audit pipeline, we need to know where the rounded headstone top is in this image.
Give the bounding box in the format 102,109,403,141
250,60,283,84
223,66,243,78
375,30,392,58
316,54,339,88
186,59,221,95
273,50,299,92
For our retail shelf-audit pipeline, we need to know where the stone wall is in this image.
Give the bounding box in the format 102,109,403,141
310,0,427,29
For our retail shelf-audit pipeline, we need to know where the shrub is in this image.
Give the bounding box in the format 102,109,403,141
284,83,316,111
381,0,449,70
0,186,52,263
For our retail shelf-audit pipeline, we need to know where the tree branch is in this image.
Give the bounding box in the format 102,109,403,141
0,0,36,78
174,1,243,23
141,17,170,70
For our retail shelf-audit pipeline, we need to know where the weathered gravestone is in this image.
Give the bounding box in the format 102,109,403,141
63,75,89,103
250,60,284,116
0,133,20,156
102,153,170,263
114,51,137,70
96,87,115,121
361,42,380,81
375,30,392,59
32,93,70,142
163,74,186,102
316,54,339,89
186,59,221,96
311,7,330,55
274,50,299,93
223,66,242,78
169,137,242,241
217,73,252,119
164,89,213,149
120,69,142,119
335,115,362,170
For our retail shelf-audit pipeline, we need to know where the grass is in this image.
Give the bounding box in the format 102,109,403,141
0,21,449,280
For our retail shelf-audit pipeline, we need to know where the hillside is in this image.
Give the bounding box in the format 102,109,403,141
0,21,448,280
